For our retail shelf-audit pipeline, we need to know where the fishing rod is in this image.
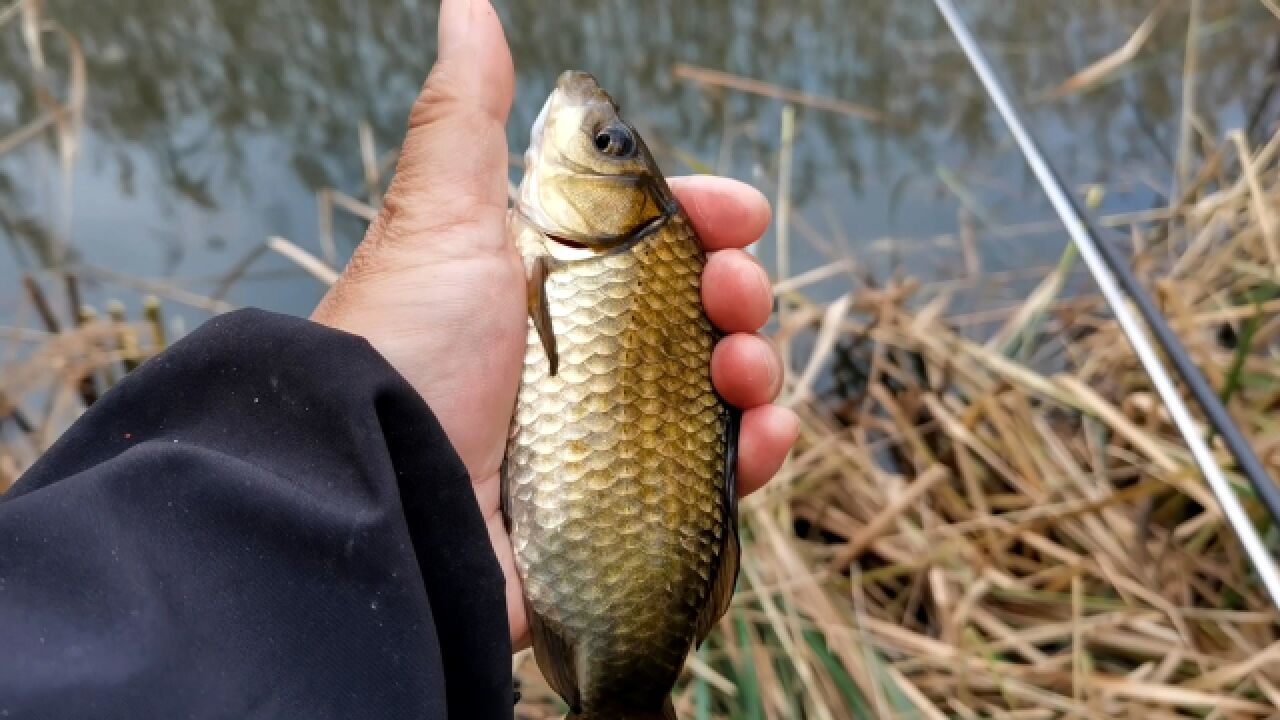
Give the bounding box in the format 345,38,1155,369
932,0,1280,610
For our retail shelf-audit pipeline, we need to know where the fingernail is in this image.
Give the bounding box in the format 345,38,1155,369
438,0,473,59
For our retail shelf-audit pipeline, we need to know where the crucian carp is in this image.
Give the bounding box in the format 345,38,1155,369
503,70,740,720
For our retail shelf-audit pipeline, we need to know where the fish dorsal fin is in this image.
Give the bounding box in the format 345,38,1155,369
694,405,741,646
724,405,739,519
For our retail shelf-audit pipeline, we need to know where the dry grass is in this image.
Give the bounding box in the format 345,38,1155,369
515,54,1280,720
4,3,1280,718
513,130,1280,717
555,101,1274,720
0,280,165,487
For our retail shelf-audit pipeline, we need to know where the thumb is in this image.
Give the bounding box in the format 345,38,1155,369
376,0,514,254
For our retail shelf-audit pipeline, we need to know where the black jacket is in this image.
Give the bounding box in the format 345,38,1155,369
0,309,514,719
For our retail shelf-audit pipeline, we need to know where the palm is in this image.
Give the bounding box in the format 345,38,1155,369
314,210,533,637
313,0,796,648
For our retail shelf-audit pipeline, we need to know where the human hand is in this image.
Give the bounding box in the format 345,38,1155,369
310,0,799,647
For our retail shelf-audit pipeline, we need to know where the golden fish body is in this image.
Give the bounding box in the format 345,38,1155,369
503,72,739,720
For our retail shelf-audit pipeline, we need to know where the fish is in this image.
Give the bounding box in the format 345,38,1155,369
503,70,740,720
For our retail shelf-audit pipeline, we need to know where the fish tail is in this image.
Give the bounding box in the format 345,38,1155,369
567,699,677,720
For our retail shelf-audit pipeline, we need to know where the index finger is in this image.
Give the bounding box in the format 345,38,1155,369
669,176,772,252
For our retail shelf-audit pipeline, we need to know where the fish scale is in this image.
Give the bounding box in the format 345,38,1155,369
507,211,732,717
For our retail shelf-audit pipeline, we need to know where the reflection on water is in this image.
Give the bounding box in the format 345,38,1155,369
1,0,1277,321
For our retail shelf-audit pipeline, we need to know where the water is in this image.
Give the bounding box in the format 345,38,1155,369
1,0,1277,329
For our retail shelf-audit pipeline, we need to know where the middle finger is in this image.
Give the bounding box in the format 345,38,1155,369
702,249,773,334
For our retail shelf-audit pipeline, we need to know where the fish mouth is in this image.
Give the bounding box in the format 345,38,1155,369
525,71,610,162
553,70,616,109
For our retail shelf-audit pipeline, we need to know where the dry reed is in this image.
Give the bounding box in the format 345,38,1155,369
515,49,1280,720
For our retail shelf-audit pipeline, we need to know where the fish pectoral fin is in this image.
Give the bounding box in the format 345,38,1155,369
528,254,559,376
695,405,742,647
526,597,582,712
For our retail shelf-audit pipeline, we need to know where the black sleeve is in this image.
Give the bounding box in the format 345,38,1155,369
0,308,513,720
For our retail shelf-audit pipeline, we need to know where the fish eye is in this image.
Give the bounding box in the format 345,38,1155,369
592,124,635,157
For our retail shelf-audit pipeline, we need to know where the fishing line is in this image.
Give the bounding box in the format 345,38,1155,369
933,0,1280,610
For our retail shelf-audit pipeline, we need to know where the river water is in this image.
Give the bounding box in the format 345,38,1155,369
1,0,1277,330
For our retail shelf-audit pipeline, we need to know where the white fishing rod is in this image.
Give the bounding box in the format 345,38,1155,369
933,0,1280,610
